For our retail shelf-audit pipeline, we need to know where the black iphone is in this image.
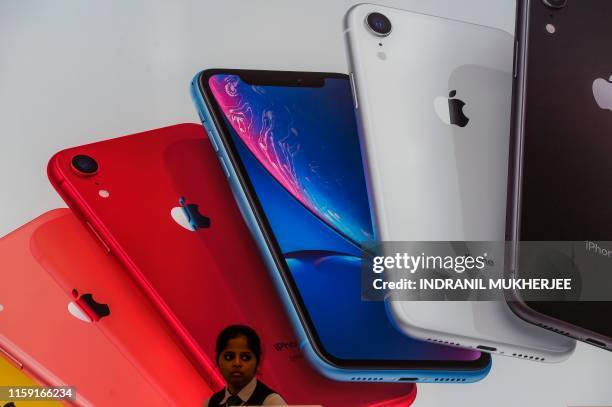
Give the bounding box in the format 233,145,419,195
507,0,612,351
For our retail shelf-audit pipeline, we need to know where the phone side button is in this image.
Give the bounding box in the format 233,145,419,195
203,124,219,152
0,347,23,370
349,72,359,109
197,111,207,123
219,157,231,179
513,40,518,78
85,221,111,254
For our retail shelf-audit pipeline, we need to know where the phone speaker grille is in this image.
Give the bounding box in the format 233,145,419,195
426,337,461,347
350,377,384,382
433,377,467,382
510,352,544,361
535,323,572,338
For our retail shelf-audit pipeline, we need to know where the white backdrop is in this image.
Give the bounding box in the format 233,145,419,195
1,1,611,405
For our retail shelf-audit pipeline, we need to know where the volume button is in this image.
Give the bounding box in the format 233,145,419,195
219,157,231,179
0,347,23,370
203,124,220,152
197,111,207,123
85,221,111,254
513,40,519,78
349,72,359,109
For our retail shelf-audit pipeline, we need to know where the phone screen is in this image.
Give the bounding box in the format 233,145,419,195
204,72,485,367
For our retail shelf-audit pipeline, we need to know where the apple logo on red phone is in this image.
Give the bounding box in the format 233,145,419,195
67,289,110,323
593,75,612,111
170,196,211,231
434,90,470,127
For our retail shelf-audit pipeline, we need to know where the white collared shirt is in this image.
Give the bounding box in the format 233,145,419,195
204,378,287,406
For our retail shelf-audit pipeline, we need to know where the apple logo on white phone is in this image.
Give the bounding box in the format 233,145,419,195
170,196,211,232
434,90,470,127
593,75,612,111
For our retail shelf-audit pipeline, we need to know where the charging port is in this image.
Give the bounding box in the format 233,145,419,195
476,345,497,352
585,338,607,348
398,377,418,382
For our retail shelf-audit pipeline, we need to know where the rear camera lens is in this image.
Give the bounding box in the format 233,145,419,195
366,12,392,37
71,155,98,176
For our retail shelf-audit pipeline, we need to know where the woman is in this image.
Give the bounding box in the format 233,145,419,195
205,325,287,406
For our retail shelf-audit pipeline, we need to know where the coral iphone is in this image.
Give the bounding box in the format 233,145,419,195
0,209,212,406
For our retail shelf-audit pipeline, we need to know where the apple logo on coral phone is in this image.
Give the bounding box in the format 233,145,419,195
593,75,612,111
68,290,110,323
434,90,470,127
170,196,211,231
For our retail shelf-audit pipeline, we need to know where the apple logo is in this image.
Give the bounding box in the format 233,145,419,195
67,289,110,323
170,196,211,231
434,90,470,127
593,75,612,111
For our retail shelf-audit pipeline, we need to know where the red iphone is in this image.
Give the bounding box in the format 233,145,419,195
47,124,416,406
0,209,212,406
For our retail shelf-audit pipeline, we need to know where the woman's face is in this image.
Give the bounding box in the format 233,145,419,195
218,335,258,391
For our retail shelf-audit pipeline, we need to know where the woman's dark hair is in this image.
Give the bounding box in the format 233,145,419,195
215,324,262,366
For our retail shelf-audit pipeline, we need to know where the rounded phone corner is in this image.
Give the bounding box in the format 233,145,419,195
343,3,373,32
47,149,67,186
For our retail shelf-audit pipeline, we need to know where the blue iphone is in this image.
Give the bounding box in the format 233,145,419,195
191,69,491,382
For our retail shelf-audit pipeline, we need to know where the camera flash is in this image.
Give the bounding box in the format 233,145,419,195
546,23,556,34
99,189,110,198
0,304,4,312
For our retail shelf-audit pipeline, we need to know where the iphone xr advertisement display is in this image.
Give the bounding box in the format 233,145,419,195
1,0,612,406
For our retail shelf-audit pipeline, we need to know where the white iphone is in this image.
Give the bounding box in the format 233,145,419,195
344,3,575,362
